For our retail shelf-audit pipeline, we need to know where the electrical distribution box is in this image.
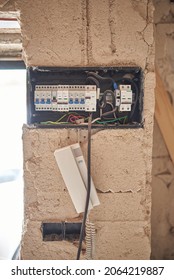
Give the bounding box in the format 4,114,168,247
27,67,143,128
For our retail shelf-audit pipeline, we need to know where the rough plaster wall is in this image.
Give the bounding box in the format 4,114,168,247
22,124,154,260
1,0,155,259
0,0,15,10
1,0,154,68
151,0,174,259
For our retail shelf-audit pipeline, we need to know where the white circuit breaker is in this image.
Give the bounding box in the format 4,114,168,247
115,84,133,112
34,85,97,112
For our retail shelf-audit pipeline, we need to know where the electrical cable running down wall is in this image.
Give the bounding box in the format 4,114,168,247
76,113,92,260
54,113,99,259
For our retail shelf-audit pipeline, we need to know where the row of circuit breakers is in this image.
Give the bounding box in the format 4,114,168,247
27,67,143,128
34,84,133,113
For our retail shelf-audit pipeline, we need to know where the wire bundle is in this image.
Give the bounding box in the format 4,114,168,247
67,114,85,123
40,112,87,125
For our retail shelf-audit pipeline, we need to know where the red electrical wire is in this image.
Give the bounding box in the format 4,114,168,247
67,114,84,123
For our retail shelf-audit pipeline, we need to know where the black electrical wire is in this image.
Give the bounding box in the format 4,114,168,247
87,71,115,84
86,76,100,88
99,89,116,110
129,83,139,119
76,113,92,260
104,89,115,106
98,95,107,109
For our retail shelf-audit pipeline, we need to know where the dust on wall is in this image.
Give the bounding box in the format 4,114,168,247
0,0,155,259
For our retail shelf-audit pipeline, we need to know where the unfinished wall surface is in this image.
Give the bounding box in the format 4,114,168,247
151,0,174,259
0,0,155,259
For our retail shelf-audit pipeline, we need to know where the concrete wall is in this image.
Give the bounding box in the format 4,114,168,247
0,0,155,259
151,0,174,260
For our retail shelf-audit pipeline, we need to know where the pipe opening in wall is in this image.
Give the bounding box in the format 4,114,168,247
42,222,82,242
